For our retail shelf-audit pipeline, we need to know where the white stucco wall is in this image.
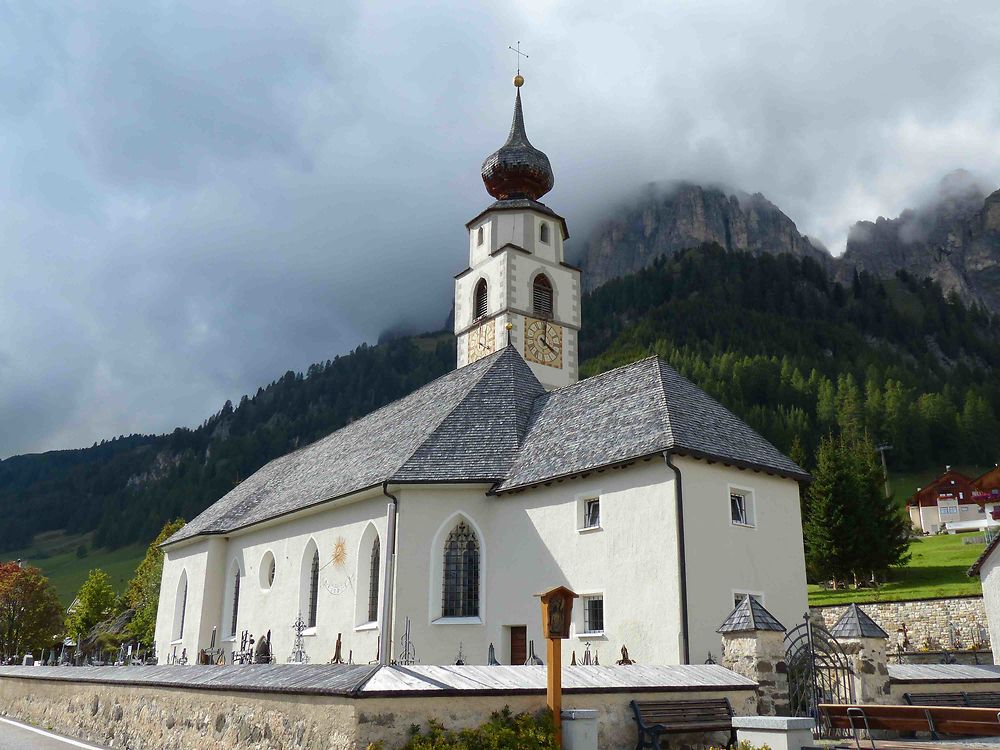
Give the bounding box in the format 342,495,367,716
157,490,390,665
155,537,226,663
156,457,808,668
678,456,808,663
979,551,1000,664
391,461,682,666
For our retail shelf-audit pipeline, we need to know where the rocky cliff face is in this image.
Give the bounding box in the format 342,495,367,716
840,172,1000,313
579,183,831,291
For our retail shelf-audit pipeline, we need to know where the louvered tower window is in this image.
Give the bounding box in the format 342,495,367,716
230,567,241,636
308,549,319,628
442,521,480,617
532,274,553,318
474,279,488,320
368,537,380,623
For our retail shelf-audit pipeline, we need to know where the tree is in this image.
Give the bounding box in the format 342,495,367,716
0,562,63,658
125,519,186,645
804,435,859,587
848,432,911,578
65,569,116,640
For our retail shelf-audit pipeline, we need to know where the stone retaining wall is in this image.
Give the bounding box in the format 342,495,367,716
811,596,989,652
0,674,756,750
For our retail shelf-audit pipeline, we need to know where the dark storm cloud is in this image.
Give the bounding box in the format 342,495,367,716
3,1,1000,457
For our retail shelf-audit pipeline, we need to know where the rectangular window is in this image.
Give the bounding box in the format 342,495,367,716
584,499,601,529
730,491,754,526
733,592,763,610
582,595,604,634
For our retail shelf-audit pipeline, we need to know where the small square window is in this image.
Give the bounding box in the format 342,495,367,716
582,595,604,634
733,592,763,610
730,491,754,527
584,499,600,529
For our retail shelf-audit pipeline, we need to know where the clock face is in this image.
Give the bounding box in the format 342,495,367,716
467,319,496,363
524,317,563,368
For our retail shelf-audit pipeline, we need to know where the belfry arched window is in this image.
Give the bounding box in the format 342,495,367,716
532,274,553,318
539,222,550,244
477,226,485,246
474,279,488,320
368,537,380,623
442,521,480,617
307,549,319,628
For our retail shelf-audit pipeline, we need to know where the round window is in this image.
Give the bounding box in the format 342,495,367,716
260,551,276,590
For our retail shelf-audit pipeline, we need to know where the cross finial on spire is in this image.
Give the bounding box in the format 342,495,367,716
508,41,528,87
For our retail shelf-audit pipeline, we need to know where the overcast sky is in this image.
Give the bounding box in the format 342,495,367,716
3,1,1000,458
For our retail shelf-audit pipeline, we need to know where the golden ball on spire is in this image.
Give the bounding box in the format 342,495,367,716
513,74,524,88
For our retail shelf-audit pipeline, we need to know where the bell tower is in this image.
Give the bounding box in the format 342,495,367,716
454,76,580,390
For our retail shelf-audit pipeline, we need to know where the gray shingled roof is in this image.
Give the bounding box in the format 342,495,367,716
166,348,540,545
167,349,807,546
717,596,786,633
829,604,889,639
496,357,808,492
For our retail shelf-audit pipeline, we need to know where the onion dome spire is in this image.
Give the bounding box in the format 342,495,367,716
481,77,554,201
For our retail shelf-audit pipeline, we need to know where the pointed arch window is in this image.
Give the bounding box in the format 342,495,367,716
532,274,553,318
229,565,241,636
474,279,488,320
173,572,188,641
539,222,550,244
308,549,319,628
477,226,485,246
368,537,380,623
442,521,480,617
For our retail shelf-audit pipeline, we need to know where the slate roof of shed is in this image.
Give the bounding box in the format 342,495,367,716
828,603,889,639
166,347,807,546
716,596,786,633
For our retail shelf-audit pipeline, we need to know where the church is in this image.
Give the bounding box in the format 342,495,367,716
154,76,809,668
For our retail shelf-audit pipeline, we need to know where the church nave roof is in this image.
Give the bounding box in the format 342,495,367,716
166,348,807,546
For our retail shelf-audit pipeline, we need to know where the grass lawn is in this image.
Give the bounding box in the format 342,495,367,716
808,531,987,606
2,530,146,607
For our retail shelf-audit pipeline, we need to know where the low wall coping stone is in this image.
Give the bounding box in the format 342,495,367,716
733,717,814,730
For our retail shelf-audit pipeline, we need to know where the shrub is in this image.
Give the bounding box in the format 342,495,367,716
400,706,557,750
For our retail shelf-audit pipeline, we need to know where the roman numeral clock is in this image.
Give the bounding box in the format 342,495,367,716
524,317,562,368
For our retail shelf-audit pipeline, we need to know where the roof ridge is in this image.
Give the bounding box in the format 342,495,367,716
389,348,524,478
546,355,660,395
652,358,675,448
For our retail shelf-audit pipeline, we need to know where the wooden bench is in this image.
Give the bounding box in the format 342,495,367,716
903,691,1000,708
630,698,736,750
821,703,1000,747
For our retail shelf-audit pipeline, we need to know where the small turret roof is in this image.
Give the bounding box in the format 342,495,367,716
829,603,888,639
717,596,785,634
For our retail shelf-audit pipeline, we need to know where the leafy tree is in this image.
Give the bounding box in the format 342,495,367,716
125,518,186,645
0,562,63,658
65,569,116,640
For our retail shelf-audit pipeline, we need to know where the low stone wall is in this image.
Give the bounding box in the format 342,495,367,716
811,596,989,652
888,663,1000,704
0,668,757,750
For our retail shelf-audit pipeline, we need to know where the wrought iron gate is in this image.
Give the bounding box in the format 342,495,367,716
784,614,854,734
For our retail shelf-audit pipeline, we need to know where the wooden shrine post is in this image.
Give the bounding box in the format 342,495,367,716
536,586,578,748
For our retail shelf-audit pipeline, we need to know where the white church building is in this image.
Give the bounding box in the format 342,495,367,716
155,78,809,668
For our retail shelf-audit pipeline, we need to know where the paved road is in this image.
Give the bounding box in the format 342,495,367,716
0,718,110,749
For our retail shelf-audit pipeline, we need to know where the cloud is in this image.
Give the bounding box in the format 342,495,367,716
3,0,1000,457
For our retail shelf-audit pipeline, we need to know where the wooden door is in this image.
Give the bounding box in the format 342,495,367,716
509,626,527,665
